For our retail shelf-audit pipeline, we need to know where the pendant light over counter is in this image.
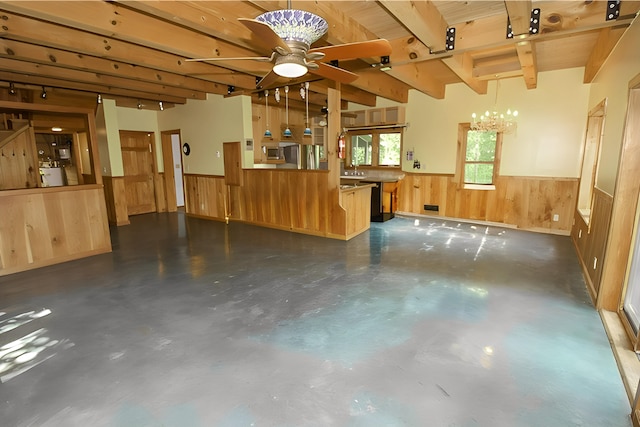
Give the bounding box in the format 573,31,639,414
283,85,292,137
303,82,312,137
264,89,272,138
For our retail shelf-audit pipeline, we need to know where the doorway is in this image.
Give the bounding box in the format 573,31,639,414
171,135,184,207
161,130,184,212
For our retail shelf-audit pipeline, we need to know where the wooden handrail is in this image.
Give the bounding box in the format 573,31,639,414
0,124,30,150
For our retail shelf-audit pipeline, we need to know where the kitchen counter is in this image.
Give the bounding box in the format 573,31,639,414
338,183,375,240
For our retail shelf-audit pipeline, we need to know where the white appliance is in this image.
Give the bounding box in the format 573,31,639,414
40,167,66,187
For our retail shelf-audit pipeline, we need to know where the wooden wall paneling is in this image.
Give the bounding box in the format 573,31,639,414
0,185,111,276
396,173,578,234
0,127,39,190
102,176,130,226
599,82,640,310
154,173,167,213
223,141,242,186
22,193,53,263
1,193,32,269
588,188,614,291
183,174,226,219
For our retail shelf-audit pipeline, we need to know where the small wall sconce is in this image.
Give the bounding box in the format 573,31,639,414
159,101,164,111
137,100,142,109
9,82,16,95
40,86,47,99
97,93,102,104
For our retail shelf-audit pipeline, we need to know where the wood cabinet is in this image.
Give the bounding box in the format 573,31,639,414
342,106,405,128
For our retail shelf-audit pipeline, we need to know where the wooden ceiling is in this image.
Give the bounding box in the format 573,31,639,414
0,1,638,110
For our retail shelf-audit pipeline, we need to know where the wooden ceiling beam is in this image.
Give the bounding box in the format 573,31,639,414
118,1,265,52
0,11,258,90
388,1,637,68
312,81,378,107
378,0,448,52
381,63,444,99
0,1,272,74
442,53,488,95
515,40,538,89
0,58,209,100
504,1,532,36
0,71,187,105
583,26,628,83
0,39,221,95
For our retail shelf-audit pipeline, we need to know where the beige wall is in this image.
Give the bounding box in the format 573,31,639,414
96,99,124,177
589,18,640,195
404,68,590,177
158,94,253,176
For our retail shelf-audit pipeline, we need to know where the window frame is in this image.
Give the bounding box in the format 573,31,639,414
457,123,503,189
346,127,403,168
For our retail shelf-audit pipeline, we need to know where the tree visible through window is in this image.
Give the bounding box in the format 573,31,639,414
464,130,498,185
352,134,372,166
379,133,401,166
349,129,402,167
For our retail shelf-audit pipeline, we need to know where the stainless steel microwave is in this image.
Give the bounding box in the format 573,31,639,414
263,146,282,160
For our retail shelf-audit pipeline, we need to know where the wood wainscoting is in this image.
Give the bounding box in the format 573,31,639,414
102,176,129,226
183,170,369,240
571,187,614,302
0,184,112,276
397,174,578,234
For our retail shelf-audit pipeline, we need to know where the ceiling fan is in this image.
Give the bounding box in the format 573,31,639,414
186,5,392,89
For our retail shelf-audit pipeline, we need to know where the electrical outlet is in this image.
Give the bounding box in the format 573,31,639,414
553,214,559,222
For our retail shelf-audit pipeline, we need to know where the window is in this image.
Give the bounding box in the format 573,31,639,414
458,124,502,187
348,129,402,167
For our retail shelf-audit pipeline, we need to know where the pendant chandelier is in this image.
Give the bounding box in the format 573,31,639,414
471,80,518,134
303,82,312,136
283,85,292,137
264,90,272,138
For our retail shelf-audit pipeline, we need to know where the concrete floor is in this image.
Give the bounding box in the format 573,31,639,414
0,212,632,427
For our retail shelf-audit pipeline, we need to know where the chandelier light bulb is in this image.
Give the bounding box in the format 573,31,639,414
471,80,519,134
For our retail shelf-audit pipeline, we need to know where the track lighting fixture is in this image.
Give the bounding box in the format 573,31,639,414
159,101,164,111
137,100,142,109
97,93,102,104
9,82,16,95
40,86,47,99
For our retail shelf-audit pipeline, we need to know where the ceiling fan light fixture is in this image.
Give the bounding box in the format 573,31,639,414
273,55,307,78
257,9,328,48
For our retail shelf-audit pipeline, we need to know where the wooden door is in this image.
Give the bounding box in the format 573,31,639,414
223,141,242,186
120,130,157,215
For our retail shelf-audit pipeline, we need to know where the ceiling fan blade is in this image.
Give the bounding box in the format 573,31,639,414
306,51,325,61
309,39,392,62
310,62,358,84
238,18,291,54
256,70,280,89
185,55,273,62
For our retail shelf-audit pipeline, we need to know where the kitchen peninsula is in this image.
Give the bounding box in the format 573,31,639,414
188,87,376,240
